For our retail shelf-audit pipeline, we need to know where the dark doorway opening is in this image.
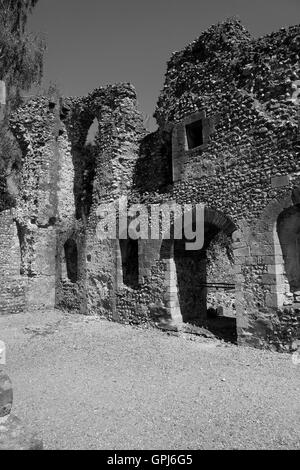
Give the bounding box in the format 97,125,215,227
64,239,78,283
119,239,139,288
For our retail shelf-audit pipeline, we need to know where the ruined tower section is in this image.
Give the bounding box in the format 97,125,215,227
60,84,145,318
85,85,145,319
9,96,76,311
152,18,300,351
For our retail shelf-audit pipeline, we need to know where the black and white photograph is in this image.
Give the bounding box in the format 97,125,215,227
0,0,299,455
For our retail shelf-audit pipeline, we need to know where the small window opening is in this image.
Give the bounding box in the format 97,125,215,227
186,120,203,150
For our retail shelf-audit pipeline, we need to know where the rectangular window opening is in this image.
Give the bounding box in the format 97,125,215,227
185,120,203,150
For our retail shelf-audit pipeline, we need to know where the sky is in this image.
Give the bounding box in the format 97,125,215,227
28,0,300,131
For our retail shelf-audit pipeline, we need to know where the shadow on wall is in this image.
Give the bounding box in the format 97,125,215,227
132,130,173,192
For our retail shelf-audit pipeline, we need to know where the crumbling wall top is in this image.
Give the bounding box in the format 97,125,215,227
155,18,300,126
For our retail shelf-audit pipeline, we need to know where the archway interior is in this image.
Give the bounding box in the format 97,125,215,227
173,218,237,342
277,204,300,298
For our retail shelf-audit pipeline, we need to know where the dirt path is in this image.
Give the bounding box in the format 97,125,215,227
0,310,299,450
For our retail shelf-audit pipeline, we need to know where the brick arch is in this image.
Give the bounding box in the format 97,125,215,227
204,207,237,236
256,187,300,232
167,205,237,243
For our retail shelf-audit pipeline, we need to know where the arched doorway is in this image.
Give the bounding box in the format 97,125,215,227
165,206,237,341
277,204,300,302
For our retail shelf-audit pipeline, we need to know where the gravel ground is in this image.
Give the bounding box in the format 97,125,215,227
0,310,299,450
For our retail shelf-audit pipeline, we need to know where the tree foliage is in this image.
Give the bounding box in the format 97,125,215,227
0,1,39,36
0,0,44,210
0,0,45,104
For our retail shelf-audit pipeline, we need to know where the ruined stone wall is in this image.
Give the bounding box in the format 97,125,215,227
147,19,300,217
145,18,300,351
8,95,76,311
0,210,25,314
99,19,300,350
1,18,299,353
59,84,147,319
